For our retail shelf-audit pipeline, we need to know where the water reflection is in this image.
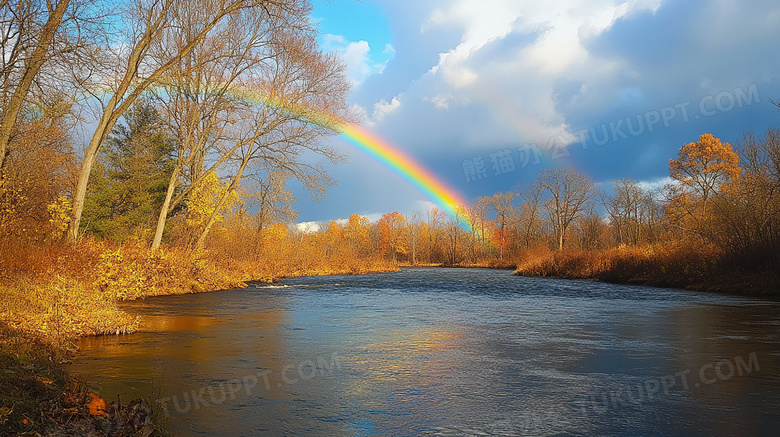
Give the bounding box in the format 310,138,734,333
69,268,780,436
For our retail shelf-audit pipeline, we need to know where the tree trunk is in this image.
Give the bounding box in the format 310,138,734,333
68,103,121,242
558,228,565,251
151,165,181,250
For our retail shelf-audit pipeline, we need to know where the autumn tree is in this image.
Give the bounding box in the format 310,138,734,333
602,178,661,246
669,133,741,216
0,95,74,242
710,129,780,265
470,198,489,241
149,0,349,250
230,171,297,255
444,206,467,264
537,168,595,251
404,212,423,265
426,207,447,263
378,211,405,261
576,209,607,250
148,0,290,250
321,220,346,258
344,214,370,257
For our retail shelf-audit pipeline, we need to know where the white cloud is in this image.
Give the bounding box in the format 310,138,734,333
295,221,321,233
426,94,452,110
358,0,674,155
372,97,402,122
421,0,663,143
635,176,675,193
321,34,387,86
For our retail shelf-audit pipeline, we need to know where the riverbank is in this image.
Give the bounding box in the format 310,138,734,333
513,244,780,297
399,259,518,270
0,239,397,435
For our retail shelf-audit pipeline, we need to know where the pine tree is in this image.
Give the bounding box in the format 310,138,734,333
82,100,176,241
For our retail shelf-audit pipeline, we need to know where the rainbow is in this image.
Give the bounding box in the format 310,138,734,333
338,123,469,220
226,86,471,223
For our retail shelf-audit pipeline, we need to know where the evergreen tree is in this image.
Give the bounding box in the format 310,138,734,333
82,99,176,241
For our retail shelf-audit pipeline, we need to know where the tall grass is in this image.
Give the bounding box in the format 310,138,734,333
514,242,779,295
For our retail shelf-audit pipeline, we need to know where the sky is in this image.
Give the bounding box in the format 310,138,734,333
295,0,780,224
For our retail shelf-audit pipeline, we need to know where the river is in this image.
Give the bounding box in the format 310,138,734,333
68,267,780,436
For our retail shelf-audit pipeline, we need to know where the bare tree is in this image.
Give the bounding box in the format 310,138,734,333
0,0,72,169
404,211,422,265
602,177,646,245
516,180,544,248
537,168,595,251
69,0,263,242
469,197,489,243
149,1,350,249
238,171,296,228
426,207,446,263
577,208,607,250
445,206,466,264
149,0,288,250
486,191,515,260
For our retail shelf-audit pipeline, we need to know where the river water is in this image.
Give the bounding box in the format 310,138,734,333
69,267,780,436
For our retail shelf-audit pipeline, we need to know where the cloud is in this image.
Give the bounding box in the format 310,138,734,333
298,0,780,223
372,97,401,122
295,221,321,233
354,0,780,167
321,34,387,86
425,94,452,110
635,176,675,193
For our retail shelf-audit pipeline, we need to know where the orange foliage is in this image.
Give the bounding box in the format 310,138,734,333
669,133,741,208
378,211,405,259
86,393,108,417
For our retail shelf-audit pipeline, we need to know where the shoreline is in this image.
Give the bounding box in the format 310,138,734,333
514,271,780,300
3,257,775,434
511,248,779,299
0,260,399,436
400,262,779,298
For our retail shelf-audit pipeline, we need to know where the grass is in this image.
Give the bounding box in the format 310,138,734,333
0,276,139,342
514,243,780,296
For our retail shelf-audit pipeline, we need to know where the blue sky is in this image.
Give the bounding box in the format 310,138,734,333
296,0,780,224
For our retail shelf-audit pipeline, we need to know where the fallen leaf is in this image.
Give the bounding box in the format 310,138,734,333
86,393,108,416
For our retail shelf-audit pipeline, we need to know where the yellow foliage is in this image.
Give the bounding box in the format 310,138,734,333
0,177,26,236
94,243,197,300
186,172,238,230
262,223,288,246
669,133,741,199
47,196,72,238
0,276,139,341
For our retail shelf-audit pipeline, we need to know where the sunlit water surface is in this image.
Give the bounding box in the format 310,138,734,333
69,268,780,436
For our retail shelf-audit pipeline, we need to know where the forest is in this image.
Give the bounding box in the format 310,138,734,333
1,0,779,434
